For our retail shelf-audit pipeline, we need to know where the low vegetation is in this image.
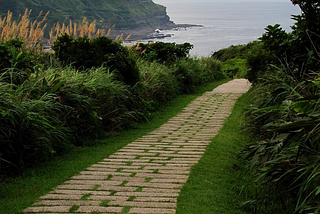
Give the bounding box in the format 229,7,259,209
3,1,320,213
212,41,265,80
0,10,225,178
0,80,228,214
214,1,320,213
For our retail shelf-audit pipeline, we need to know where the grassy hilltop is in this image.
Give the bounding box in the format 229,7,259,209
0,0,173,30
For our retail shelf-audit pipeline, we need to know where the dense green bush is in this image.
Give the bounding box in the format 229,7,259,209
211,41,265,81
29,67,134,144
130,57,224,121
212,43,253,62
221,58,249,78
137,59,179,107
255,1,320,81
0,79,71,172
52,34,140,85
134,41,193,63
242,71,320,214
245,47,271,83
173,58,200,94
198,57,225,82
240,1,320,213
0,66,137,174
0,35,225,177
0,38,36,85
173,57,224,94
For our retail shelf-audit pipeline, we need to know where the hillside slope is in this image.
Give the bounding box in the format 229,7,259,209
0,0,174,30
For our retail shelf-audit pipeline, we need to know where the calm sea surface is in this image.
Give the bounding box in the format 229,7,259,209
149,0,301,56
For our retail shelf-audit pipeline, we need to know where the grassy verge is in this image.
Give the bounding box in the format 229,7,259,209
176,90,253,214
0,79,229,214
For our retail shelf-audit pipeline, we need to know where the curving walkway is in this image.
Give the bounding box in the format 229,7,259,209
24,79,251,214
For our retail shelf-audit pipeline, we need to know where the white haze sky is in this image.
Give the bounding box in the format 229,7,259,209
154,0,292,3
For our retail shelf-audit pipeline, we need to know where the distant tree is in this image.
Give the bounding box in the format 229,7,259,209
291,0,320,33
290,0,320,58
247,0,320,82
52,34,140,86
134,42,193,63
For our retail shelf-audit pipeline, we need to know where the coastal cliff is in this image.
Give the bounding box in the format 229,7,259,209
0,0,175,31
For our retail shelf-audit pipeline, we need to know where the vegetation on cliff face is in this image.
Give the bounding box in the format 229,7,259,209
0,0,173,30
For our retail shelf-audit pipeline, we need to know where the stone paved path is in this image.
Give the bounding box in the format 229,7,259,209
24,79,251,214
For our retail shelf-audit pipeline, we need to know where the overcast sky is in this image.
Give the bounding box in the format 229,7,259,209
154,0,296,4
155,0,293,2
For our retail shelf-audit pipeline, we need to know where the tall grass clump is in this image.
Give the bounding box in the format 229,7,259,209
173,57,224,94
0,38,37,85
0,9,111,52
134,41,224,93
212,41,263,79
0,76,70,174
0,9,48,51
198,57,224,81
241,69,320,214
173,58,201,94
240,1,320,213
28,66,134,144
0,64,137,175
131,56,224,121
135,59,179,111
48,17,108,45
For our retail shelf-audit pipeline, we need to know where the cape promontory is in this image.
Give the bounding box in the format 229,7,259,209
0,0,174,30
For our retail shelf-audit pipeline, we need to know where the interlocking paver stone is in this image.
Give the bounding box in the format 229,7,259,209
24,206,71,213
129,208,176,214
24,79,250,214
77,206,123,213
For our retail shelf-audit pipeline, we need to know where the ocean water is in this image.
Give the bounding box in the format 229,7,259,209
149,0,301,56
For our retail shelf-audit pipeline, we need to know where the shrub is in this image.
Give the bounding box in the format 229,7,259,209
221,57,249,78
137,59,179,107
245,47,272,83
241,72,320,214
198,57,225,82
212,44,248,62
172,57,223,94
212,41,267,82
28,66,134,144
172,58,200,94
0,38,36,85
0,79,71,174
131,57,224,119
212,41,261,62
241,1,320,211
52,34,139,85
134,41,193,63
0,65,138,174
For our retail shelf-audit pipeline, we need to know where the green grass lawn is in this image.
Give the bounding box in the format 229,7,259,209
176,91,252,214
0,79,229,214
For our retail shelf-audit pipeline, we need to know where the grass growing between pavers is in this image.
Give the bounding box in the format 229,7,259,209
0,79,229,214
176,91,252,214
